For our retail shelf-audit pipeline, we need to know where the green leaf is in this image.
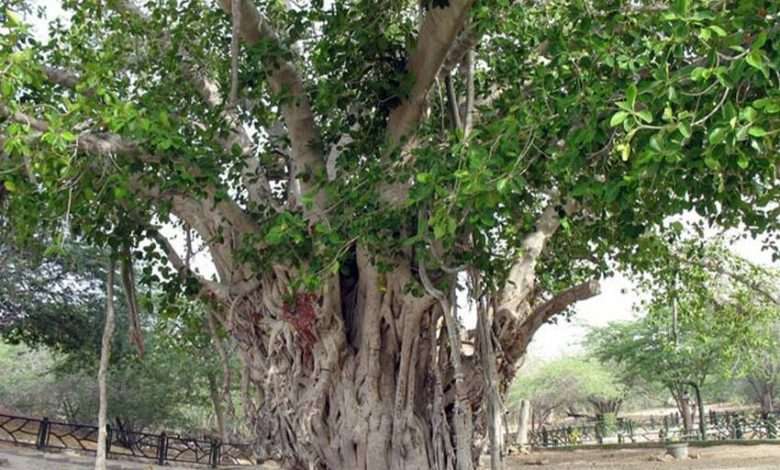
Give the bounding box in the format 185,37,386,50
745,50,764,70
709,25,727,37
704,156,720,170
61,131,76,142
636,110,653,123
678,122,691,139
3,180,17,192
610,111,629,127
5,9,21,26
626,85,637,109
736,154,749,169
708,127,727,145
113,186,128,199
497,178,510,193
415,172,431,183
747,127,767,137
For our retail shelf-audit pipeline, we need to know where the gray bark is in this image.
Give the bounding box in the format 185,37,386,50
517,400,532,451
95,260,116,470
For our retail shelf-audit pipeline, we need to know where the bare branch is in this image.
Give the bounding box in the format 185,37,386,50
527,279,601,332
150,230,230,301
462,49,475,138
445,74,462,130
440,26,480,80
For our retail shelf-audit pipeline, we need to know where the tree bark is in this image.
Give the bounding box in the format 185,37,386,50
208,372,228,444
516,400,531,451
95,259,116,470
671,386,693,437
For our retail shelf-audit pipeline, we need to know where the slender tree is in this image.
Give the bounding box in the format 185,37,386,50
95,259,116,470
1,1,778,468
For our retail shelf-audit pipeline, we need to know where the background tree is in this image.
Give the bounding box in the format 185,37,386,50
588,255,778,436
0,231,243,440
1,1,778,468
508,356,625,431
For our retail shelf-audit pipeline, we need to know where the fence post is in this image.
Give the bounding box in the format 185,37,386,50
767,414,777,439
36,417,50,450
541,428,548,448
157,432,168,465
209,439,222,468
105,424,112,454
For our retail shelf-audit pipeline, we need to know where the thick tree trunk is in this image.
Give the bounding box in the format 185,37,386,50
761,390,774,415
218,251,489,469
210,202,596,469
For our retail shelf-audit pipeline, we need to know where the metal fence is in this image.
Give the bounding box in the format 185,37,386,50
529,410,780,448
0,413,254,467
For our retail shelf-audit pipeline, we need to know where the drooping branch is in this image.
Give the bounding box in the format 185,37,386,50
462,49,475,138
229,0,241,108
120,247,145,357
0,105,147,158
439,26,480,80
418,257,474,470
674,254,779,306
445,74,462,130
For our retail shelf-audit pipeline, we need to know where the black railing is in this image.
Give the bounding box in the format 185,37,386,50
529,410,780,448
0,413,253,467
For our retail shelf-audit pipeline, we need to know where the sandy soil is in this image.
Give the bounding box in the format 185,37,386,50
3,442,780,469
0,442,276,469
505,444,780,469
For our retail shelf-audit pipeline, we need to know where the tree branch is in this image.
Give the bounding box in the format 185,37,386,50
527,279,601,332
386,0,476,148
113,0,281,212
150,230,230,301
219,0,327,222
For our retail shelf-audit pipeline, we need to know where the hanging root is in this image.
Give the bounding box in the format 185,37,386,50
120,246,144,357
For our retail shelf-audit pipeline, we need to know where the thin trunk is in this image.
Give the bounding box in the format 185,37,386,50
208,372,228,443
477,297,503,470
671,385,693,436
516,400,531,451
95,259,116,470
689,382,706,440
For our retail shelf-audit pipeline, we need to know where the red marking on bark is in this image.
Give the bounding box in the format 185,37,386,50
283,293,318,353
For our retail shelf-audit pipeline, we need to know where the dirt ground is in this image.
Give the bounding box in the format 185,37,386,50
505,444,780,469
2,442,780,469
0,442,276,470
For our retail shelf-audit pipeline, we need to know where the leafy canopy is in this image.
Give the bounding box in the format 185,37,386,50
0,0,777,300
